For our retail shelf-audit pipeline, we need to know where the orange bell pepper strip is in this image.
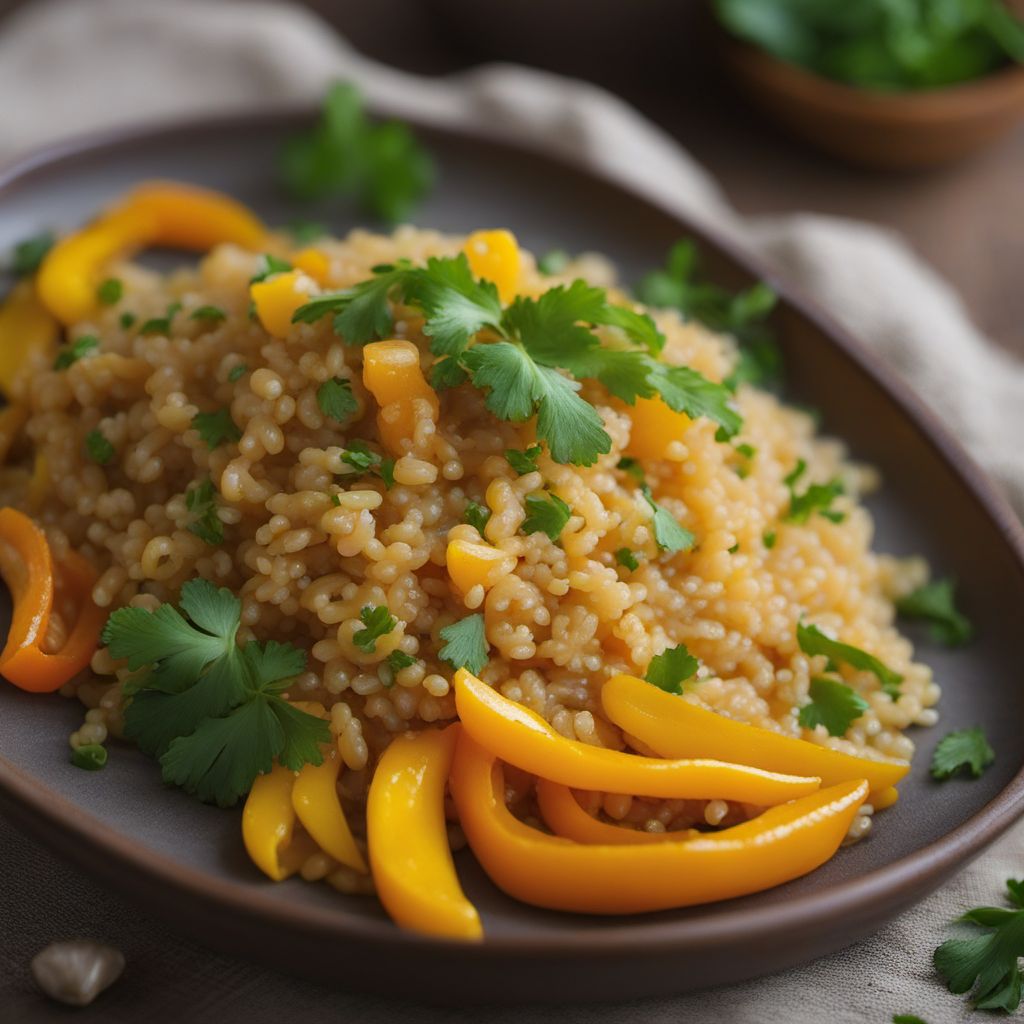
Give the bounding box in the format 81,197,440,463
367,725,482,940
0,281,59,396
243,762,319,881
0,508,105,692
462,229,521,304
451,730,869,915
601,673,909,801
453,668,820,804
535,779,698,845
361,339,439,456
37,181,267,325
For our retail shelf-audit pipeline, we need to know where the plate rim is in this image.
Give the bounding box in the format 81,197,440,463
1,107,1023,960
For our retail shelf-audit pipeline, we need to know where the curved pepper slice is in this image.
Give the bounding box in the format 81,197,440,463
0,509,105,692
243,763,319,881
367,725,481,940
0,281,59,395
535,779,698,845
451,731,868,915
292,745,368,874
453,669,820,803
601,673,908,800
37,181,267,325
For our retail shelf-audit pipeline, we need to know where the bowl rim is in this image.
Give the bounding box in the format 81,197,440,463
1,106,1023,960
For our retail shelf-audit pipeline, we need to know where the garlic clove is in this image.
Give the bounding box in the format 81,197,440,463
31,940,125,1007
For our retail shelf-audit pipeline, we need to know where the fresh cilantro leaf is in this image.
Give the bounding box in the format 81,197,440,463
380,458,396,489
85,429,114,465
191,305,227,324
53,335,99,370
797,622,903,697
798,677,869,736
728,542,739,553
317,376,359,423
522,493,572,542
505,445,542,476
763,529,777,549
139,301,182,336
227,363,248,382
430,356,469,390
646,362,742,438
185,479,224,546
192,408,241,449
896,578,973,647
9,230,54,276
244,639,308,691
292,264,408,345
784,468,845,524
250,253,293,284
353,605,396,653
339,440,391,488
615,548,640,571
438,613,489,675
119,312,136,329
617,457,646,485
503,280,612,366
644,644,699,694
386,650,417,673
71,744,107,771
96,278,123,305
538,249,569,275
641,486,695,553
931,727,995,781
464,499,492,533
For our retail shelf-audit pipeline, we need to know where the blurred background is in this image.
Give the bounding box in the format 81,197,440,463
2,0,1017,348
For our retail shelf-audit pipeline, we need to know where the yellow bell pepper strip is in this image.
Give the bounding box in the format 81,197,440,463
601,672,909,800
243,762,319,881
453,668,820,803
366,725,482,940
0,509,106,692
462,229,520,304
445,538,517,595
451,731,869,915
37,181,267,325
0,281,59,395
361,339,439,456
625,397,690,461
291,745,368,874
291,247,329,284
535,778,698,845
251,270,311,339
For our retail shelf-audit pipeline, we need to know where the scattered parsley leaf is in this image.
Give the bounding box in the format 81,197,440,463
139,301,182,336
464,500,492,534
505,445,542,476
892,1016,928,1024
644,644,699,694
931,727,995,781
386,650,417,672
250,253,293,284
317,376,359,423
71,744,107,771
9,230,54,276
896,578,973,647
185,479,224,546
438,613,489,675
783,458,845,524
617,457,646,485
191,305,227,324
119,312,136,329
645,362,742,439
191,408,241,449
763,529,777,549
797,622,903,698
615,548,640,571
291,263,408,345
338,440,392,488
380,458,396,489
227,363,248,383
522,492,572,542
85,429,114,466
641,486,695,553
53,334,99,370
798,677,869,736
96,278,123,305
353,605,397,653
330,492,341,507
538,249,570,275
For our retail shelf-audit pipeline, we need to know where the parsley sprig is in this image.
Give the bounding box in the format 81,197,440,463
104,579,329,807
896,577,973,647
783,459,845,524
644,643,699,694
798,621,903,698
798,677,869,736
931,727,995,781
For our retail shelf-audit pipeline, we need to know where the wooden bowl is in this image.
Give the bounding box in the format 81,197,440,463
723,37,1024,168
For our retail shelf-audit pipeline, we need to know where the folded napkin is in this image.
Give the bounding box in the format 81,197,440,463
0,1,1020,1021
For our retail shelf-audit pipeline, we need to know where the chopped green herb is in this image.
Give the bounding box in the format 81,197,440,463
119,312,137,329
279,82,434,222
934,878,1024,1013
644,643,699,694
892,1016,928,1024
380,458,396,490
783,459,845,524
437,613,489,675
506,445,542,476
538,249,570,275
288,220,327,244
9,231,54,276
330,492,341,507
797,677,869,737
191,305,227,324
85,429,114,466
105,578,328,806
353,605,397,653
896,577,973,647
227,363,248,383
317,376,359,423
615,548,640,571
96,278,123,305
338,439,393,488
522,492,572,542
53,335,99,370
728,542,739,553
931,727,995,781
641,486,695,553
763,529,777,549
192,409,241,449
386,650,418,673
71,744,107,771
185,479,224,546
735,443,756,459
616,456,646,485
797,622,903,698
250,253,293,284
139,301,182,336
464,499,492,534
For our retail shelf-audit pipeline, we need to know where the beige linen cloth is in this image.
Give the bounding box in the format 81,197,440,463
0,1,1021,1021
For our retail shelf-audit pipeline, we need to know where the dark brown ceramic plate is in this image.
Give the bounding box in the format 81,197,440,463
1,111,1023,1005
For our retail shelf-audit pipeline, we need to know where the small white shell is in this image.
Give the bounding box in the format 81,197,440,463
31,940,125,1007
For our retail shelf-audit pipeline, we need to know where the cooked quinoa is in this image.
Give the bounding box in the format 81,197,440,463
0,226,938,860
